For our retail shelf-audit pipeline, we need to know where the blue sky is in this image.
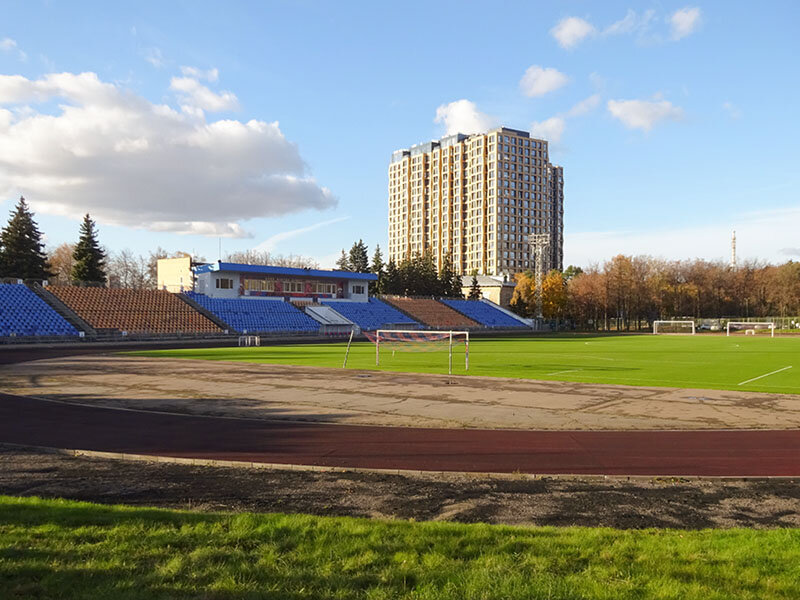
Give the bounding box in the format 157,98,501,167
1,1,798,267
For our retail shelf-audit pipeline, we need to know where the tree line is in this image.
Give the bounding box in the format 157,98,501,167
335,239,475,298
512,255,800,329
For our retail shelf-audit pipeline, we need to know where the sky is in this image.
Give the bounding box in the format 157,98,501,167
1,1,798,268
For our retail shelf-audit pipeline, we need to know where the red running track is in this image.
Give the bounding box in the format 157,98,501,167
2,392,799,476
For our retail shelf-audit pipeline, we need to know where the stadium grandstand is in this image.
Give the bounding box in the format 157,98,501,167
0,283,80,337
185,293,320,334
382,297,481,330
0,260,532,342
49,287,222,335
440,299,528,329
320,297,421,331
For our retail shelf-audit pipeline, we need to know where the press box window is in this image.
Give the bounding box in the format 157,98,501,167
352,285,365,295
215,278,233,289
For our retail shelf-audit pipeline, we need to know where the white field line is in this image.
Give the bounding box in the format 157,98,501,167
738,366,793,386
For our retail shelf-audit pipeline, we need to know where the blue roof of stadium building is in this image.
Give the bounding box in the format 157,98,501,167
194,261,377,281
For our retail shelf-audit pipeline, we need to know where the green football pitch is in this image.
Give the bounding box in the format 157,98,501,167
130,334,800,395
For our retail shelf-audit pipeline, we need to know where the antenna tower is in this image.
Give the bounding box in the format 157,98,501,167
730,230,737,268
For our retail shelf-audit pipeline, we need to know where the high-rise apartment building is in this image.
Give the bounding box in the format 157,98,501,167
388,127,563,277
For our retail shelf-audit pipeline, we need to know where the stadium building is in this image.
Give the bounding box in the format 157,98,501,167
388,126,564,278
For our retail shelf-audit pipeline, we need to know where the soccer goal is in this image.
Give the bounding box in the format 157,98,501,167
365,330,469,375
726,322,775,337
653,320,696,335
238,335,261,347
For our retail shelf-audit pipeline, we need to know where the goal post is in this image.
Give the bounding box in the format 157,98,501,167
727,321,775,337
653,320,696,335
367,329,469,375
238,335,260,347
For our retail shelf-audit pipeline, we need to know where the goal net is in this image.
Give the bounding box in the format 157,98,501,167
364,330,469,374
238,335,261,347
726,322,775,337
653,320,696,335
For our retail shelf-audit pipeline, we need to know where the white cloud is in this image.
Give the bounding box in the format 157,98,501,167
519,65,569,98
0,71,336,238
603,9,656,37
528,94,600,147
553,9,697,49
180,66,219,82
0,37,27,61
723,101,742,119
566,207,800,267
254,216,351,252
550,17,596,49
530,117,565,144
142,47,165,68
607,98,684,131
566,93,601,117
669,7,702,40
170,76,238,112
434,99,498,135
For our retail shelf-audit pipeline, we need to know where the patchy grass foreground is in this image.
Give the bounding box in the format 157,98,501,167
1,496,799,599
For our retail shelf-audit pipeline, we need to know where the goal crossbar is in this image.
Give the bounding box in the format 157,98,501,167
369,329,469,374
727,321,775,337
653,320,696,335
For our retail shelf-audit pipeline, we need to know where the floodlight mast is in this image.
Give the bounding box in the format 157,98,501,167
528,232,551,319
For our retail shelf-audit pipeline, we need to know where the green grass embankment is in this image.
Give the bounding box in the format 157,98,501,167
1,496,799,599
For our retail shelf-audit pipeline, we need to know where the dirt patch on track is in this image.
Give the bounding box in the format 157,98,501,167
3,354,800,430
2,445,798,529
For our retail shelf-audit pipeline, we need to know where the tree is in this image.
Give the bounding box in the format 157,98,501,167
563,265,584,281
541,270,568,320
370,244,385,294
335,249,351,271
383,259,399,295
225,250,317,269
439,253,462,298
348,239,370,273
416,250,440,295
48,242,76,284
71,214,107,284
107,249,149,289
510,271,535,317
0,196,52,280
467,269,482,300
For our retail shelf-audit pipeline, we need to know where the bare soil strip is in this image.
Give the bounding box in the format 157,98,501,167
2,445,798,529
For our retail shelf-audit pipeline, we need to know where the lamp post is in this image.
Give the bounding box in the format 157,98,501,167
528,232,551,320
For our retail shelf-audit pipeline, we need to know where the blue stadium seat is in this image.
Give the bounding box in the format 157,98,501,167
320,298,422,331
440,299,528,329
0,284,79,337
185,293,320,333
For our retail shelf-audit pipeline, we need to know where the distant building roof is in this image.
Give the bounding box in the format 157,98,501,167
194,261,377,281
460,275,516,288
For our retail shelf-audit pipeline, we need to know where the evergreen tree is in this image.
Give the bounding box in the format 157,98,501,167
0,196,52,280
71,214,107,284
348,239,370,272
383,259,399,295
467,269,482,300
335,249,351,271
439,253,462,298
370,244,385,294
417,250,440,296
